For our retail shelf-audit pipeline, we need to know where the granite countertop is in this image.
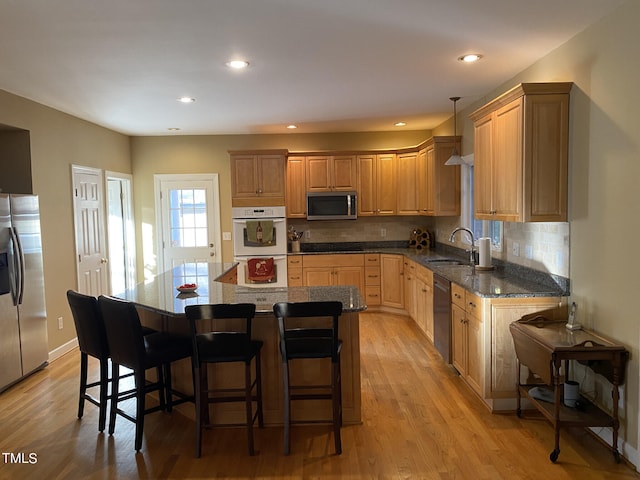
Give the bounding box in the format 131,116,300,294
117,263,366,316
289,241,569,299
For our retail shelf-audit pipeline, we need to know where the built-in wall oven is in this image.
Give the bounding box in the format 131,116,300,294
232,206,288,288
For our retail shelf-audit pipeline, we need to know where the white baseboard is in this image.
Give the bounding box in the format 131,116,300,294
48,337,78,362
590,427,639,471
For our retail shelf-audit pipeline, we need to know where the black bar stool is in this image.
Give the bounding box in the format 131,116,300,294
272,301,343,455
185,303,264,457
98,295,192,451
66,290,156,432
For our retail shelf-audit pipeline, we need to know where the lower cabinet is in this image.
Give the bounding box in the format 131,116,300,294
287,255,303,286
451,281,565,411
363,254,381,306
414,265,434,342
380,254,404,309
301,254,365,293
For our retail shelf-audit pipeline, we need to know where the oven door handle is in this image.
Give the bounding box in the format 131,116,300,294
235,254,288,261
233,218,286,224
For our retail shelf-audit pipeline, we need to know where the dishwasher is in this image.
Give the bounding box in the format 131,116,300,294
433,274,452,363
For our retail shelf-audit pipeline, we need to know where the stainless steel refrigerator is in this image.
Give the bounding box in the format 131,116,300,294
0,194,48,393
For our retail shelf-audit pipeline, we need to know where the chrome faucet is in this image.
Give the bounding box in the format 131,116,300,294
449,227,476,270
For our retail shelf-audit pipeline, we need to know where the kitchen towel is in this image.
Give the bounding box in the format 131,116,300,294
246,220,274,244
247,257,275,282
478,237,491,268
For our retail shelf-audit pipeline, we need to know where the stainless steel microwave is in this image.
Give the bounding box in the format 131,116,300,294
306,191,357,220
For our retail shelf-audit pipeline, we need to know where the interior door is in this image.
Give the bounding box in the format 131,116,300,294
106,172,136,295
155,174,221,274
72,166,109,296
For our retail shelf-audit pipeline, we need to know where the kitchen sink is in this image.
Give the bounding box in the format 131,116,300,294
425,258,464,265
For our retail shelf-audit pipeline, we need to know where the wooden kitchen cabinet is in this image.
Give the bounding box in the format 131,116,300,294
306,155,357,192
230,151,287,207
420,137,461,216
403,258,417,319
357,153,397,216
396,152,420,215
451,288,484,396
287,255,303,286
451,279,565,411
470,82,572,222
363,253,381,306
285,156,307,218
413,264,434,341
302,254,364,294
380,254,403,309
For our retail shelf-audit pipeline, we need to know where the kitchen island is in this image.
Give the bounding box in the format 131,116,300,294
115,262,366,426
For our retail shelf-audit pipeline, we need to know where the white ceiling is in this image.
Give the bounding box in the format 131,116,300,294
0,0,625,136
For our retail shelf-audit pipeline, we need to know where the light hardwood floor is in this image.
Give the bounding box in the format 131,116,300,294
0,311,638,479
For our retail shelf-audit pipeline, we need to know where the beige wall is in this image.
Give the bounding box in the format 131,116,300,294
435,1,640,461
0,89,131,354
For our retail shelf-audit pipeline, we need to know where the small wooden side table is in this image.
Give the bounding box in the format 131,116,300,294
509,315,628,463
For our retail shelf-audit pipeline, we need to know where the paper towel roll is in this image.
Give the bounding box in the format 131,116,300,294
478,237,491,268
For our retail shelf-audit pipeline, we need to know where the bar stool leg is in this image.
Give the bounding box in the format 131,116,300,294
78,352,88,419
134,370,146,452
193,363,204,458
98,358,109,432
245,361,255,456
282,360,291,455
256,355,264,428
332,360,342,455
108,363,120,435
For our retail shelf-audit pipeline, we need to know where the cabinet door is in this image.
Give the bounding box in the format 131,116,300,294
473,114,494,218
396,152,419,215
303,267,333,286
417,148,429,215
332,155,357,191
376,154,397,215
259,155,286,197
306,156,332,191
492,98,523,221
380,254,403,308
423,281,434,342
334,266,364,293
465,313,483,395
451,303,466,375
431,138,460,216
231,155,259,198
286,156,307,218
356,154,377,216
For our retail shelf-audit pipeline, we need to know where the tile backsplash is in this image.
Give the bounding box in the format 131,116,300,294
289,216,570,279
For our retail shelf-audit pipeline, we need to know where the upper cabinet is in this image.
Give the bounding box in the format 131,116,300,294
230,151,287,207
357,153,397,216
396,152,420,215
306,155,357,192
470,82,572,222
286,156,307,218
419,137,461,216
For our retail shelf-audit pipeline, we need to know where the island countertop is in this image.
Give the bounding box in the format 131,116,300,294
116,262,367,317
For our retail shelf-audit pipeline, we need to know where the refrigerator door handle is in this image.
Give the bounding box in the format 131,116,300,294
9,226,24,305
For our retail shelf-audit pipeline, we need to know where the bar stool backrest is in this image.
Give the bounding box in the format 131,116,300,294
67,290,108,360
273,301,343,361
98,295,147,371
184,303,257,364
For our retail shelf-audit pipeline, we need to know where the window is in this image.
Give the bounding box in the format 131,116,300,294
462,164,503,250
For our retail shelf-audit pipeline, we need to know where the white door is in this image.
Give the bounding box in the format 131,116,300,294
72,165,109,296
155,174,221,274
106,172,136,294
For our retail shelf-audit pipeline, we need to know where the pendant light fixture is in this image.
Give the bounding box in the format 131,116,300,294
445,96,464,166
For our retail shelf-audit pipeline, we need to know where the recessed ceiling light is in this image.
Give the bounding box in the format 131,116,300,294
226,60,250,69
394,122,407,127
286,124,298,129
458,54,482,63
167,127,181,131
178,97,195,103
